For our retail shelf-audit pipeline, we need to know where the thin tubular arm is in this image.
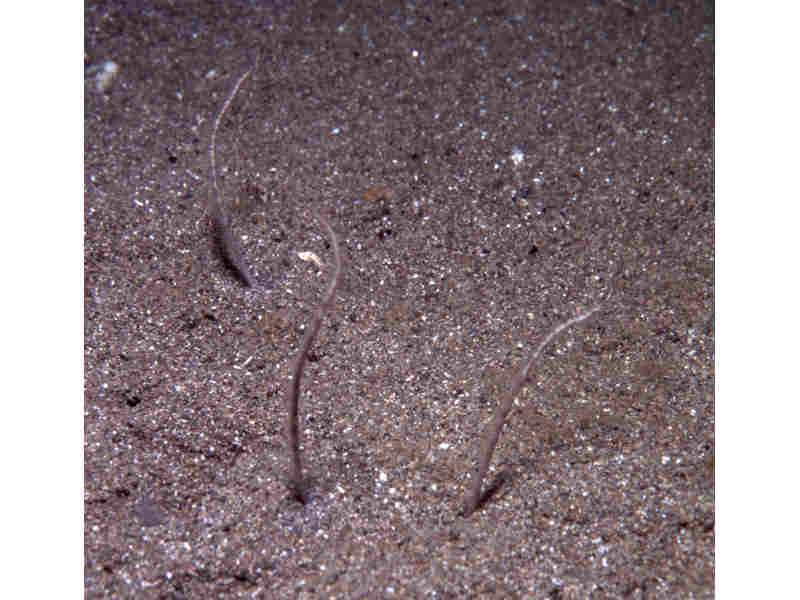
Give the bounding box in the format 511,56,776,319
462,304,602,517
285,213,343,501
208,69,256,286
210,69,251,207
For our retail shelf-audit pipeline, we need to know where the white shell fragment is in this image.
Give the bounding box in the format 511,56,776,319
298,251,324,268
95,61,119,93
